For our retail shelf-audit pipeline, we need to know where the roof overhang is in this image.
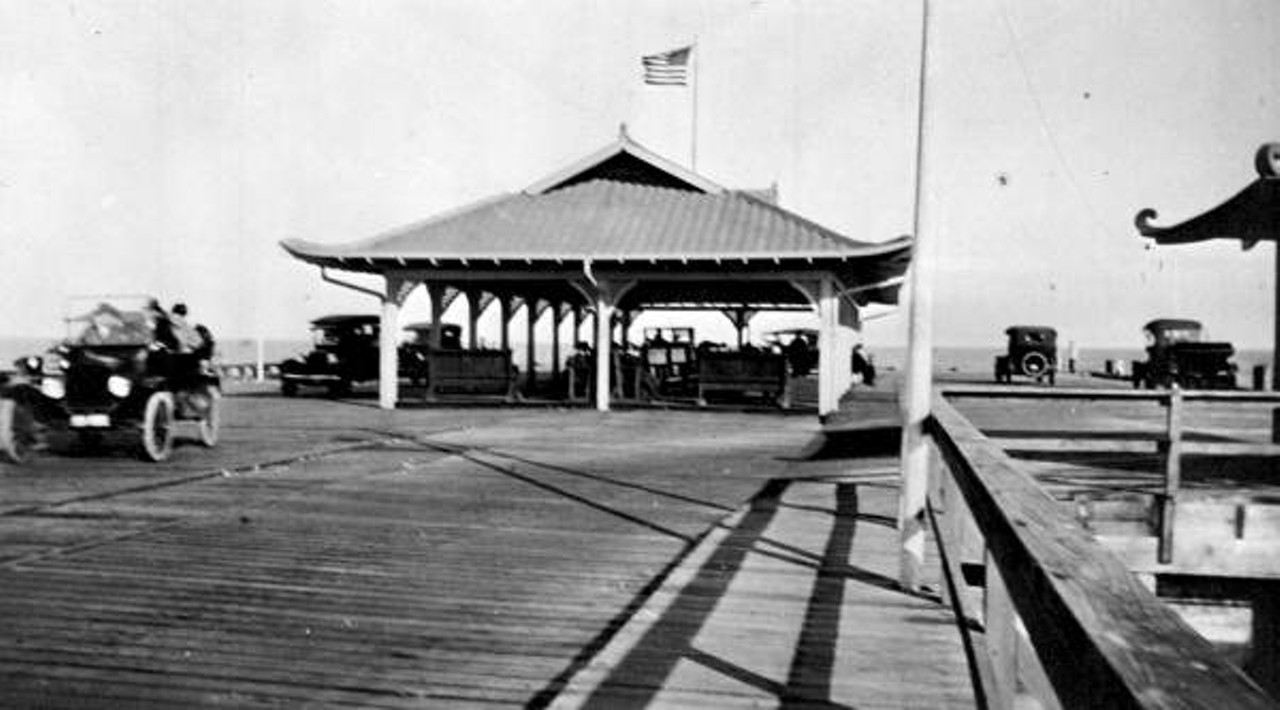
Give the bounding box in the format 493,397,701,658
1136,177,1280,250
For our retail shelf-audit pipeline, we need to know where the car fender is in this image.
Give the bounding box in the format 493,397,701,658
0,382,69,424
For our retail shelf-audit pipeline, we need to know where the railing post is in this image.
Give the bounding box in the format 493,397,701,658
1158,386,1183,564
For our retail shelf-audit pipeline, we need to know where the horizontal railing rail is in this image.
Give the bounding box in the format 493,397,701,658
926,390,1274,709
939,384,1280,564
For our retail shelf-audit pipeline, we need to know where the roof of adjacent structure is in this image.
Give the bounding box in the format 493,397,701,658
1136,178,1280,249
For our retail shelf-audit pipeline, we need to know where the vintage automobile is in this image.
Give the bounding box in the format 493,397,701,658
1131,318,1237,389
0,297,221,464
279,314,381,397
399,321,462,385
994,325,1057,385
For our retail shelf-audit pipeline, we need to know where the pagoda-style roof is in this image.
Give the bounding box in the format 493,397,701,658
281,131,912,311
1136,144,1280,249
1136,179,1280,249
283,180,907,265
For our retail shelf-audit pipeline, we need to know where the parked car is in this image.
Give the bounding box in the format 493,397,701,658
1132,319,1236,389
994,325,1057,385
399,321,462,385
0,297,220,464
279,315,381,397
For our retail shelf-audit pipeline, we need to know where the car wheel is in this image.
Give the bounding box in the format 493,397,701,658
0,398,34,465
281,380,298,397
138,391,175,462
1020,351,1049,377
328,379,350,397
196,387,221,447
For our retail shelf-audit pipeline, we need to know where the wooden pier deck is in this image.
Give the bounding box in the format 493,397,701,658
0,388,973,708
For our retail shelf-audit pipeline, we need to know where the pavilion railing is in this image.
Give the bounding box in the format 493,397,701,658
924,390,1275,709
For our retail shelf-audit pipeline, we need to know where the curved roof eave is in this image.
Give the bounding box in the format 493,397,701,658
280,234,913,267
1136,178,1280,249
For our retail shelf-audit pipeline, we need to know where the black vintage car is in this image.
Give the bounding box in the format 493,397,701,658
1132,319,1237,389
399,321,462,385
279,315,381,397
0,298,221,464
994,325,1057,385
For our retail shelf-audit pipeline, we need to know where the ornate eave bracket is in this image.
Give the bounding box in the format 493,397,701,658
1134,144,1280,251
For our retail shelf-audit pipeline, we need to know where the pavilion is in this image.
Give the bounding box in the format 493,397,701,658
281,128,913,414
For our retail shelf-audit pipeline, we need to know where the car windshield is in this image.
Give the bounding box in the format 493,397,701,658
1158,327,1201,344
67,302,154,346
312,322,377,347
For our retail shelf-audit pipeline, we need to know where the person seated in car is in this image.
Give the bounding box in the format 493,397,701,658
169,303,204,354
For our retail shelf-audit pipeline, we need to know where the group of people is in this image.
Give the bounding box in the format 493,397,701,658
149,300,213,358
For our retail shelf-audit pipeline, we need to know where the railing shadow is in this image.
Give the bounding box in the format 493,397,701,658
556,480,919,709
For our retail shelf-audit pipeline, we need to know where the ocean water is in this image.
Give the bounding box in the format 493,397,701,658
1,335,1270,383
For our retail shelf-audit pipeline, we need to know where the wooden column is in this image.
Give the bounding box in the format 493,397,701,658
525,295,538,394
594,298,612,411
551,302,563,385
499,295,513,353
817,275,841,417
619,310,633,351
1273,243,1279,442
465,290,481,349
378,276,414,410
427,283,446,348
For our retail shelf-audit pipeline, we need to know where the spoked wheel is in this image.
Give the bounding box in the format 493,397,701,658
138,391,175,462
0,398,35,465
196,387,221,447
1020,351,1049,378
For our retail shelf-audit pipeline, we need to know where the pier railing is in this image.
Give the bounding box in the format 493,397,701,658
925,389,1275,709
941,386,1280,566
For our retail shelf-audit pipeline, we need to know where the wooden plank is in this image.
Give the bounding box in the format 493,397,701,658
930,392,1274,708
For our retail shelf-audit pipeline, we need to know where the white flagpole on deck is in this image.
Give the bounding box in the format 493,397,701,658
899,0,937,591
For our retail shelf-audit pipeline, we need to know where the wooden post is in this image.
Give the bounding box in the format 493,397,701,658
551,302,563,388
465,290,481,349
499,295,512,353
817,275,840,417
899,0,936,591
1246,583,1280,698
525,295,538,395
378,284,400,410
427,283,446,349
594,296,612,412
1273,242,1280,443
255,337,266,383
1159,387,1184,564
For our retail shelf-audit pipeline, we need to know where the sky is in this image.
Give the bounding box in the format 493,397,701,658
1,0,1277,351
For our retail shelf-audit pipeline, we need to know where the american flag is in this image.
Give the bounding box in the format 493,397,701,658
642,46,692,86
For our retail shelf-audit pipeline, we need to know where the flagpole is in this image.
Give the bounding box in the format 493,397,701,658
899,0,936,591
691,39,699,171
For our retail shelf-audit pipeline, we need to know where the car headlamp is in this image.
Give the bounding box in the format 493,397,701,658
325,352,339,365
41,377,65,400
107,375,132,398
20,356,42,374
